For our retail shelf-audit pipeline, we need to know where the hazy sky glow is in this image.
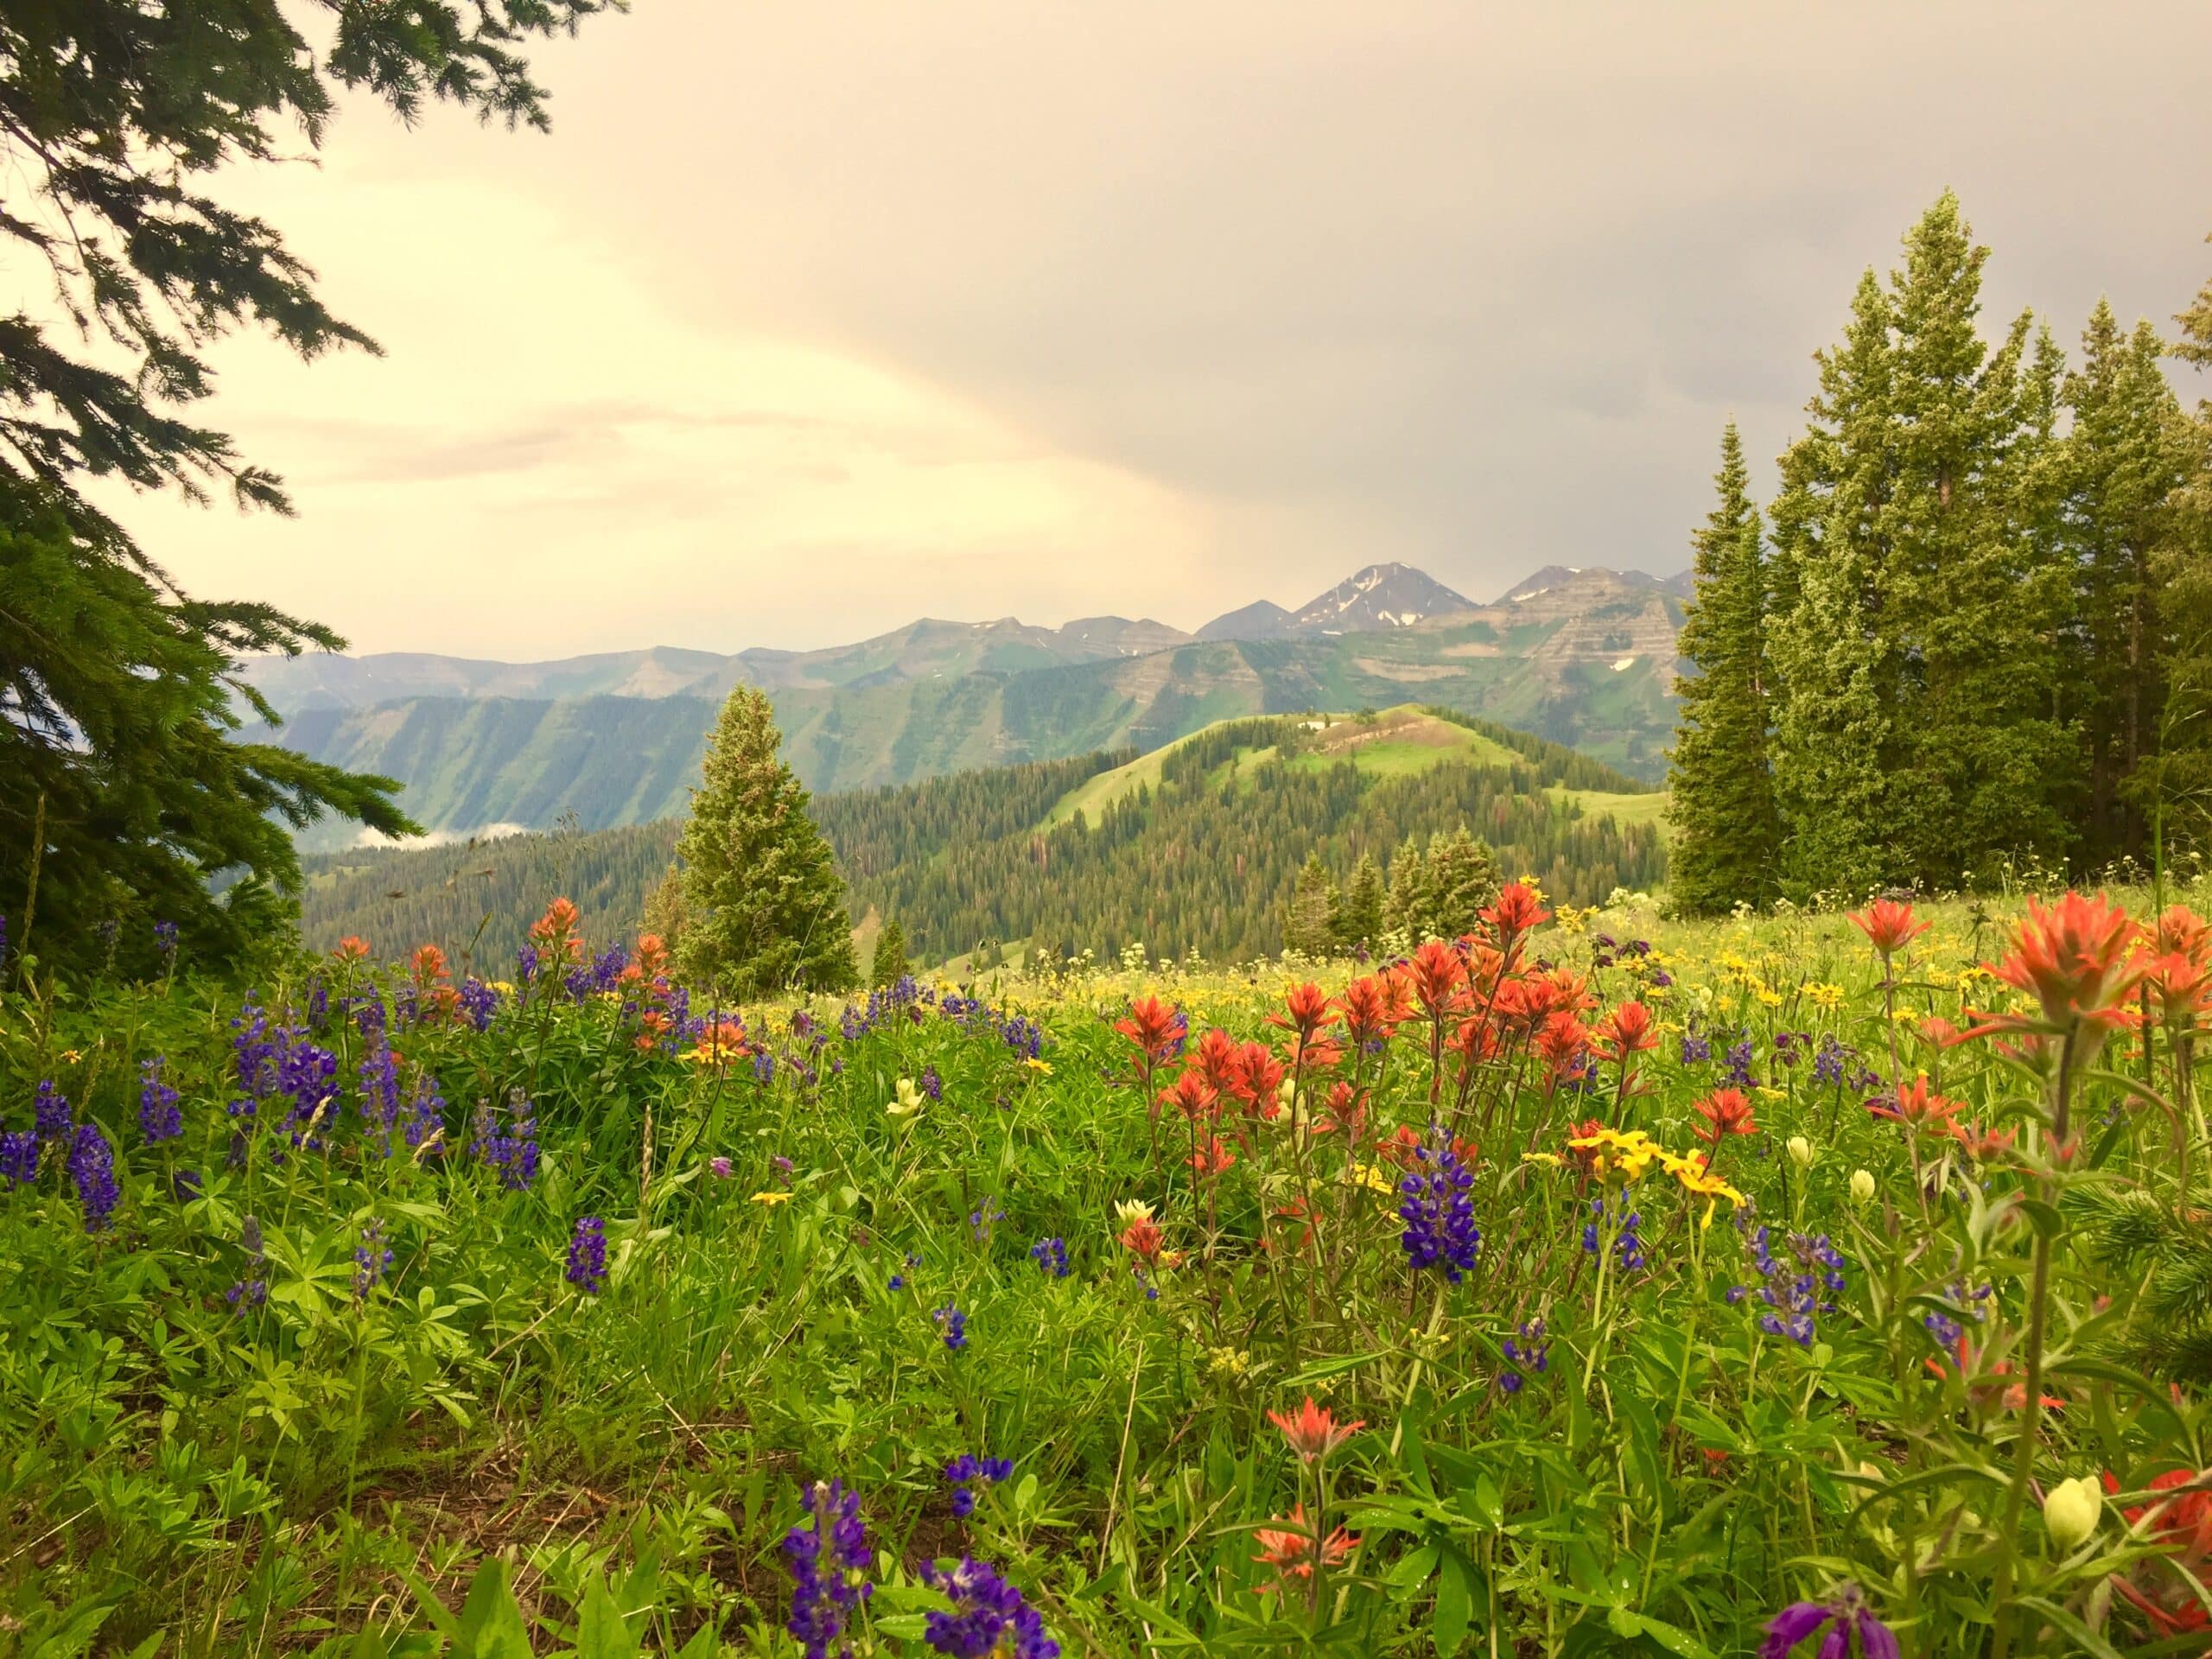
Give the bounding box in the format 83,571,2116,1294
88,1,2212,658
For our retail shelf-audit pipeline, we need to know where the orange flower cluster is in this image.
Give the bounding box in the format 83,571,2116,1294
621,933,678,1051
2104,1466,2212,1637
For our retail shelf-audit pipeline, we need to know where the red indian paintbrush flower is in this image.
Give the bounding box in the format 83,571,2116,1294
334,935,371,962
1268,1396,1364,1462
2142,950,2212,1033
2101,1467,2212,1637
1924,1332,2066,1412
2148,904,2212,964
1534,1010,1592,1086
1480,881,1549,946
1187,1135,1236,1178
1849,897,1931,957
1114,995,1187,1065
1335,973,1413,1045
1159,1069,1219,1124
1251,1504,1357,1583
1964,891,2145,1060
1870,1074,1967,1138
1597,1000,1658,1059
1119,1215,1165,1263
1691,1086,1758,1144
1237,1041,1287,1116
1402,940,1465,1018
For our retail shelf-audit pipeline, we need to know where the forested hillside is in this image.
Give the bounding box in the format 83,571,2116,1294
258,568,1683,848
297,710,1662,968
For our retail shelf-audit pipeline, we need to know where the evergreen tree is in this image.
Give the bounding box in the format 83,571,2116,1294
2060,302,2195,864
642,864,689,957
2143,242,2212,862
871,920,910,987
1281,853,1338,957
1667,423,1780,911
672,687,858,997
1769,194,2070,895
0,3,611,973
1383,836,1429,940
1767,269,1901,899
1423,828,1499,939
1332,851,1385,950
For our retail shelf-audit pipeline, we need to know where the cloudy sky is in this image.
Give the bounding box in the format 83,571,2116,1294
95,1,2212,658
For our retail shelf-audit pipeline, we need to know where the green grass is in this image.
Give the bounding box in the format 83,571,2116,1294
1041,706,1529,824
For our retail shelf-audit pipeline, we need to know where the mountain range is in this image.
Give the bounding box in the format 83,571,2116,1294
245,562,1691,849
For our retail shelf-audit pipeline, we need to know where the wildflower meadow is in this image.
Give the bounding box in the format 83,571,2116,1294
6,881,2212,1657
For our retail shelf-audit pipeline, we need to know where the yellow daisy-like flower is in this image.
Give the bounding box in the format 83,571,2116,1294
1025,1058,1053,1075
750,1191,792,1206
1755,986,1784,1008
58,1049,84,1065
1346,1161,1401,1195
1806,982,1845,1010
1522,1151,1567,1169
491,981,515,995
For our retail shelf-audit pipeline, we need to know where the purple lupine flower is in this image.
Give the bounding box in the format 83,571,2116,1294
457,976,497,1032
359,1037,400,1155
967,1198,1005,1244
934,1303,968,1351
67,1122,119,1232
138,1058,182,1144
474,1090,539,1191
1616,1209,1647,1272
944,1452,1016,1517
753,1049,776,1086
404,1074,445,1152
785,1479,873,1659
1500,1318,1549,1395
1723,1034,1757,1090
918,1065,943,1102
567,1217,607,1294
153,919,179,960
35,1080,71,1141
1760,1584,1898,1658
353,1218,394,1300
1398,1126,1480,1283
226,1214,269,1310
918,1556,1058,1659
2,1129,38,1185
1029,1236,1069,1278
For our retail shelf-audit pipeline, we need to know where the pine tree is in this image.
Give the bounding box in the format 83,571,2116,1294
1332,851,1385,950
2060,302,2195,865
672,687,859,997
1767,268,1902,899
2143,242,2212,863
1769,194,2071,895
0,4,612,974
1383,836,1429,940
1423,828,1499,939
1667,423,1780,911
1281,853,1338,957
871,920,910,987
642,865,689,957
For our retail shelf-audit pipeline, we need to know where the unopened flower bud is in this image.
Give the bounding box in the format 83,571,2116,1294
2044,1476,2102,1551
1849,1168,1876,1204
1786,1135,1814,1169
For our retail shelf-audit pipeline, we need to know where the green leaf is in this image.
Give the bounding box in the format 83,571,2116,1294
2013,1596,2126,1659
455,1561,532,1659
575,1580,638,1659
1432,1547,1475,1657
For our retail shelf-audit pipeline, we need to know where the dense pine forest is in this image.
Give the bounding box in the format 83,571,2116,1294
298,711,1662,969
1669,193,2212,907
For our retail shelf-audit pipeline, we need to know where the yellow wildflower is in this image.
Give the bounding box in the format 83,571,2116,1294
887,1077,925,1118
1806,982,1845,1010
750,1191,793,1207
1025,1058,1053,1075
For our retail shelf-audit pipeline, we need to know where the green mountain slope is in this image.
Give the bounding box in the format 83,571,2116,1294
296,714,1664,969
267,573,1681,850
